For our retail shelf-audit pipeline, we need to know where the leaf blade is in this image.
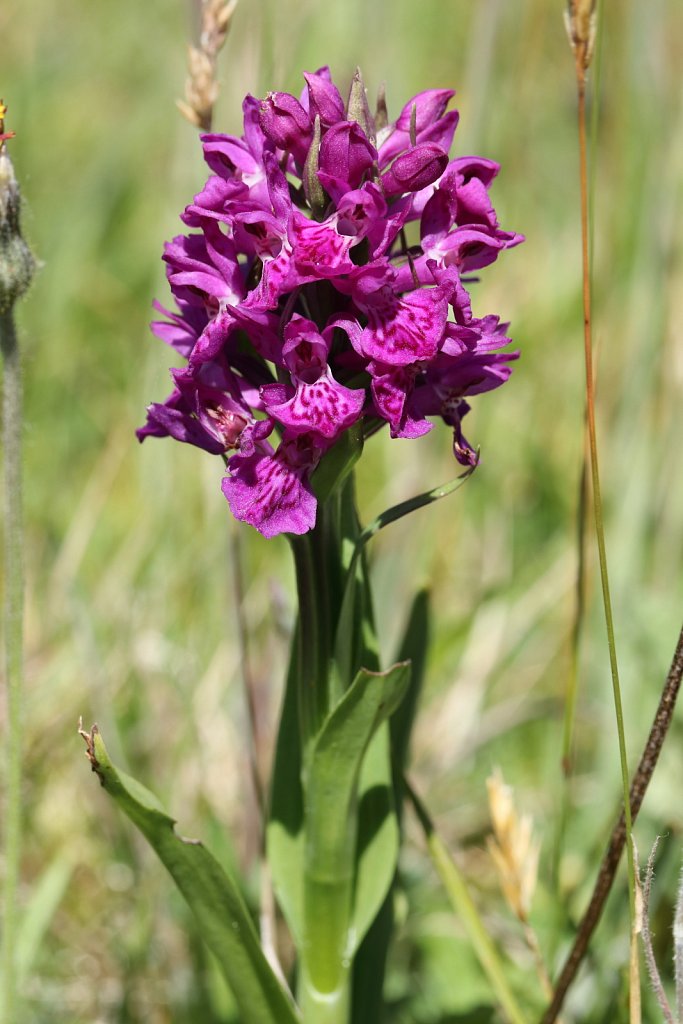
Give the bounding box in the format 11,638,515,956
81,726,299,1024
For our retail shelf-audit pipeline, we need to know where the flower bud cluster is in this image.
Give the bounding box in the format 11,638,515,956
139,68,522,537
0,128,35,314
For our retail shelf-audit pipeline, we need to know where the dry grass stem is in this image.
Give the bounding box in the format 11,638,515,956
177,0,238,131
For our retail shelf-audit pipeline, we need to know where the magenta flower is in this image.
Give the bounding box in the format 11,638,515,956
139,67,522,537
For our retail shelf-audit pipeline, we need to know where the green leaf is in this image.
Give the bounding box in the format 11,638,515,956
304,662,410,973
81,726,299,1024
307,662,409,877
335,470,472,690
267,631,305,946
311,420,364,505
357,465,476,548
352,589,432,1019
16,855,73,988
391,589,431,792
351,721,398,950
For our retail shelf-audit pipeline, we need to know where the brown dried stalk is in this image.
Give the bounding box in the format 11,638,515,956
177,0,238,131
542,622,683,1023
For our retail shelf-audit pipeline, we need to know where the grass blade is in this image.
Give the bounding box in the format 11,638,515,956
406,777,527,1024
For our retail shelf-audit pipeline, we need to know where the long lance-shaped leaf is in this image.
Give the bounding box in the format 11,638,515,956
352,589,432,1024
267,623,305,946
80,725,300,1024
302,662,410,997
357,464,477,548
334,467,475,687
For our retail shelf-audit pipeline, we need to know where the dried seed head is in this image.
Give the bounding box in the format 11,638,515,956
565,0,597,75
0,103,35,313
486,768,540,922
178,0,238,132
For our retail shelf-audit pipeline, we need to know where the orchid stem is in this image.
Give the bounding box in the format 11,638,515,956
1,307,24,1024
293,494,356,1024
291,534,327,752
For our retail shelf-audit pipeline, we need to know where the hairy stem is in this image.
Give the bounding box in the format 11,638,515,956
1,308,23,1024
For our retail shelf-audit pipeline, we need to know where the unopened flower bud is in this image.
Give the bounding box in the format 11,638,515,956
0,128,35,313
259,91,311,164
319,121,376,191
381,142,448,196
346,68,375,146
304,71,345,127
303,114,327,217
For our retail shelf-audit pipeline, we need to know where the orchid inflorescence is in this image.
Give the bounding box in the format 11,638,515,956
138,67,522,537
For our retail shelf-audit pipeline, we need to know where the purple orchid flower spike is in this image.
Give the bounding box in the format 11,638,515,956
139,67,522,537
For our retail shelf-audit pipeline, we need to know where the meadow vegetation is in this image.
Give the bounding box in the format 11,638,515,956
3,0,683,1020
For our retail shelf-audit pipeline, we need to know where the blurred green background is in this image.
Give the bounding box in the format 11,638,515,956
3,0,683,1020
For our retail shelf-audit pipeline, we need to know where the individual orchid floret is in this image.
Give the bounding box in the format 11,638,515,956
259,91,312,165
162,227,244,314
318,121,377,194
303,70,345,127
261,315,365,440
222,424,321,538
349,264,450,366
139,66,522,538
380,142,449,197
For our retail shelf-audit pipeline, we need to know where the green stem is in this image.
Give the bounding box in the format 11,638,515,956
1,307,23,1024
299,972,350,1024
292,481,365,1024
290,534,327,751
576,73,635,917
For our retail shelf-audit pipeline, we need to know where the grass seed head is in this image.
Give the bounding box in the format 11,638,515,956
178,0,239,131
486,768,540,922
564,0,597,75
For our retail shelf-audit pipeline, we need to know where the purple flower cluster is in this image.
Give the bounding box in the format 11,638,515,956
138,68,522,538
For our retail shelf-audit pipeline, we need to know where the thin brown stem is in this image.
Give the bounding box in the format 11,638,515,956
541,621,683,1023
